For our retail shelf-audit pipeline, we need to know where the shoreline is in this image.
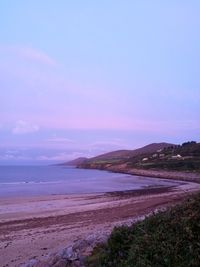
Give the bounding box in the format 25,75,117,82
0,171,200,266
83,165,200,183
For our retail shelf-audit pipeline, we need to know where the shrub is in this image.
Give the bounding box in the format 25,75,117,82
86,193,200,267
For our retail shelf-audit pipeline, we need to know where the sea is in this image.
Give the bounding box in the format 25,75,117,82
0,166,178,198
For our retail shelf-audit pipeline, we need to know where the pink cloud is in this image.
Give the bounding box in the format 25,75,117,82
12,120,39,134
46,137,75,144
36,151,90,161
0,44,57,66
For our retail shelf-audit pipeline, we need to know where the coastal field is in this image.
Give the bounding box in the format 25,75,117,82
0,173,200,267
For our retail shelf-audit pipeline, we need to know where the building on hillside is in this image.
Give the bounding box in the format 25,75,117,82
171,154,182,159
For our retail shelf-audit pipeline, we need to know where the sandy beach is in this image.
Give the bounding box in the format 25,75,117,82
0,176,200,267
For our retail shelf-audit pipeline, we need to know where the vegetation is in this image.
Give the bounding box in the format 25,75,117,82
79,141,200,173
130,141,200,172
86,193,200,267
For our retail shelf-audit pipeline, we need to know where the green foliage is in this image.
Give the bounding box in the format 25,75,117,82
164,141,200,157
139,159,200,171
129,142,200,172
86,193,200,267
81,141,200,172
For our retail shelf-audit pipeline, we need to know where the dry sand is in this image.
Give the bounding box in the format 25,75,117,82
0,179,200,267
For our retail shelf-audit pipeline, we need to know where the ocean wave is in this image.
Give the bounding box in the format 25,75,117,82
0,180,66,185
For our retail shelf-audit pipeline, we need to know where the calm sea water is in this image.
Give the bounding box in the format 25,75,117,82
0,166,177,197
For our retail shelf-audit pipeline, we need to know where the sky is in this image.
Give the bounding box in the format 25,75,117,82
0,0,199,164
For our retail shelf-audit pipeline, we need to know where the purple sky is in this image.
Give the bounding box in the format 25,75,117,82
0,1,199,164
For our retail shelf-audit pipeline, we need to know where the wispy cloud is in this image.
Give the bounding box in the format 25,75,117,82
18,46,57,66
0,44,57,66
36,151,90,161
46,137,75,144
0,153,32,161
12,120,39,134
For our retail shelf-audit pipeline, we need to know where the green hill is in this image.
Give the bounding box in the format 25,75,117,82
78,142,174,168
126,141,200,172
79,141,200,173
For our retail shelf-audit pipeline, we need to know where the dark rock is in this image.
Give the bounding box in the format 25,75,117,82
34,261,50,267
70,260,81,267
20,259,39,267
47,255,61,265
58,246,79,261
22,232,109,267
53,259,67,267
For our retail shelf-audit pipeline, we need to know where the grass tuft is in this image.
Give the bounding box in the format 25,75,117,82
86,193,200,267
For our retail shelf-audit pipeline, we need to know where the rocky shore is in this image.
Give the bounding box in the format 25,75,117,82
80,163,200,183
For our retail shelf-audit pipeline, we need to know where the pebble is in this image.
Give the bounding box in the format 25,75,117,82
20,229,127,266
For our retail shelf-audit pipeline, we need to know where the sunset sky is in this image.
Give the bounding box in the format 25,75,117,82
0,1,199,164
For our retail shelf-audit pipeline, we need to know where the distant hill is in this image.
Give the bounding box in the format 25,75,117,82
57,157,88,166
57,142,200,173
79,141,200,173
84,142,175,163
57,143,174,167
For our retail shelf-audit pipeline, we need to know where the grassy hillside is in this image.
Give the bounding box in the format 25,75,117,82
86,192,200,267
78,143,174,168
88,143,174,162
127,141,200,172
79,141,200,173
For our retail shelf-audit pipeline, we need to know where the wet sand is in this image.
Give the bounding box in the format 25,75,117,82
0,180,200,267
